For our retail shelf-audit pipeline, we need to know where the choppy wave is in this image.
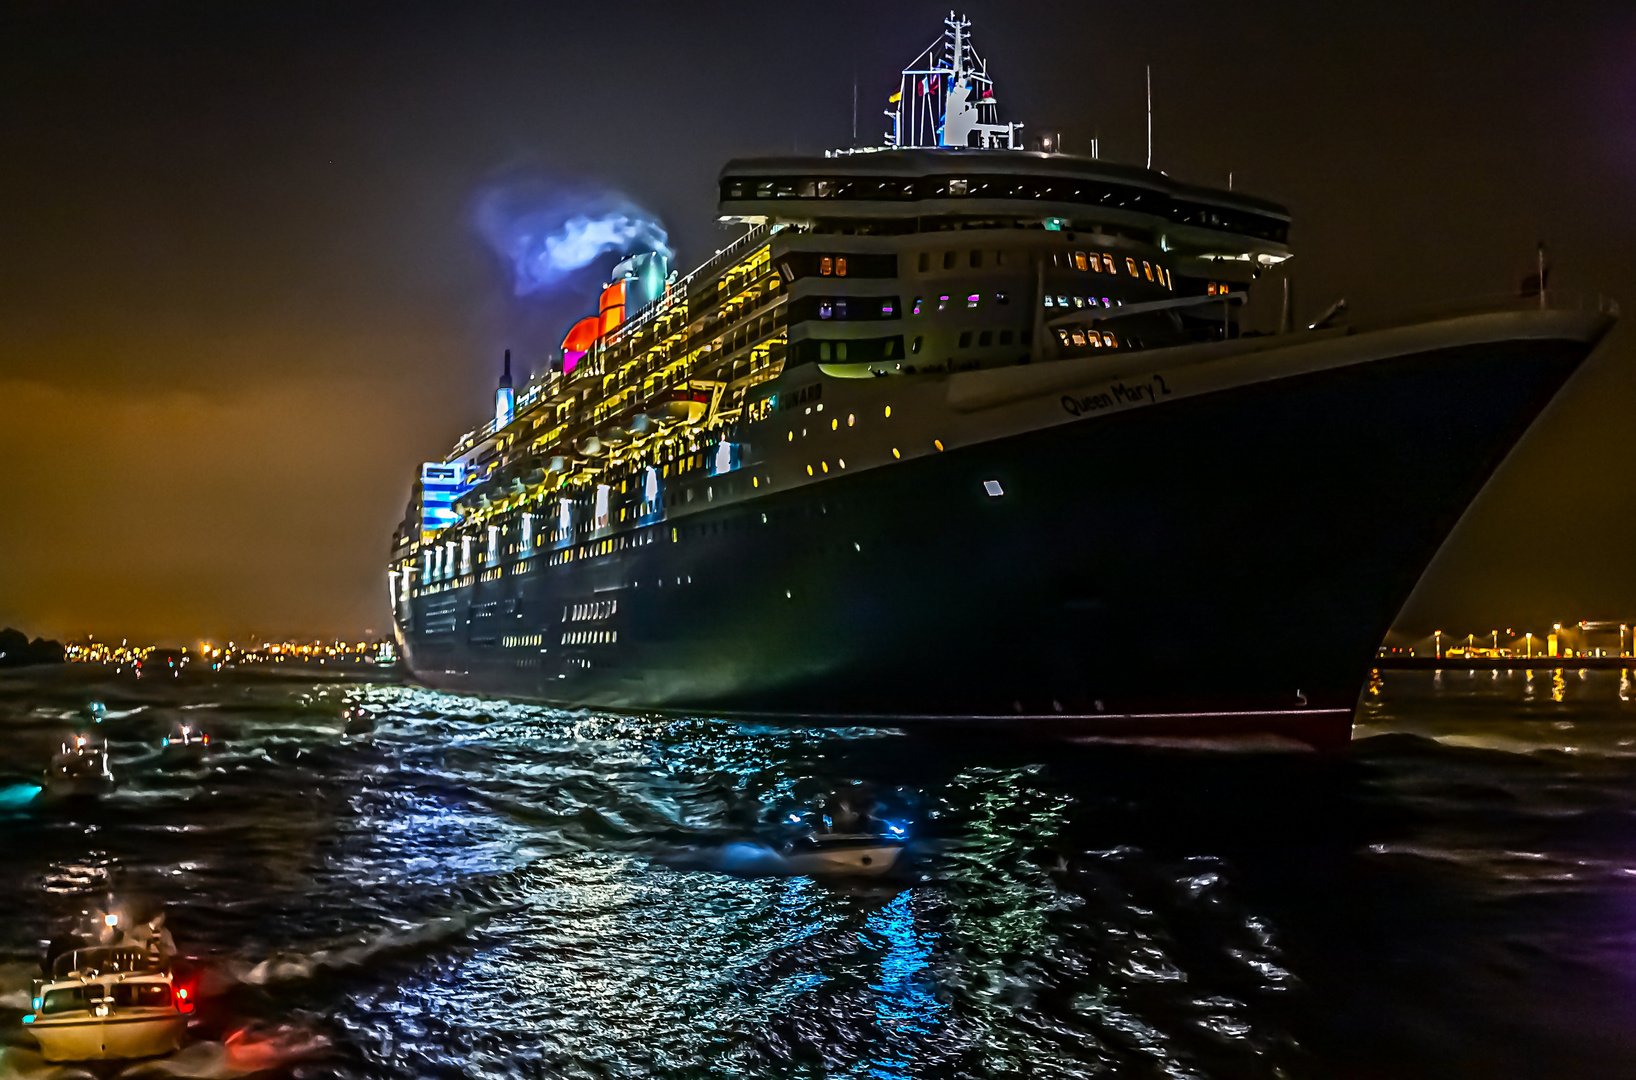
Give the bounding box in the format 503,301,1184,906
1,668,1634,1077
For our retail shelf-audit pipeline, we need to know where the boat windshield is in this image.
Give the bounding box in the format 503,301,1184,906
50,946,161,979
112,983,172,1007
40,986,89,1014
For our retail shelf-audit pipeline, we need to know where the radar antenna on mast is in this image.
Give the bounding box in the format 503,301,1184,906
883,13,1023,150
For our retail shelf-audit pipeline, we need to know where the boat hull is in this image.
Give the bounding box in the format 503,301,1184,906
30,1013,186,1062
783,843,906,877
400,314,1607,748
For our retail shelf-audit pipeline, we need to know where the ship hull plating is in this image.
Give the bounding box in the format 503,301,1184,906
401,331,1595,748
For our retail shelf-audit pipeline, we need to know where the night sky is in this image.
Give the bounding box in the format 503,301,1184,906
3,0,1634,645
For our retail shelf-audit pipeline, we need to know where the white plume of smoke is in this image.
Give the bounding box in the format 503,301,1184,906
474,179,672,296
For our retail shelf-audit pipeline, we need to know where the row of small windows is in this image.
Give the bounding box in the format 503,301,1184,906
788,296,898,321
567,600,617,622
1055,250,1171,288
812,338,905,362
903,330,1033,353
1045,295,1115,310
720,175,1290,243
1056,328,1120,349
948,328,1029,349
911,248,1168,287
778,253,897,280
502,634,545,648
563,629,618,646
919,249,1011,272
910,293,1010,315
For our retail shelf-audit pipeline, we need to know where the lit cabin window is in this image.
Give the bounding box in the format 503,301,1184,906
1073,296,1084,308
1043,296,1054,308
1103,332,1116,347
820,342,832,360
836,257,847,276
797,180,815,197
817,180,836,197
949,178,969,195
820,257,833,276
836,342,847,360
1143,261,1153,281
1056,329,1071,345
819,301,833,319
1207,283,1218,296
1074,252,1088,271
1104,252,1117,272
881,299,895,316
1071,330,1086,346
1056,295,1068,307
1126,257,1138,276
1089,253,1103,272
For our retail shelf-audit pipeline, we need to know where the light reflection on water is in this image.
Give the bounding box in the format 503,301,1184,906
0,667,1633,1077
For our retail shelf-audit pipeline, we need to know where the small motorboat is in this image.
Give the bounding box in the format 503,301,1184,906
781,830,907,877
778,799,910,879
43,736,114,797
24,911,192,1062
342,706,374,736
160,724,212,760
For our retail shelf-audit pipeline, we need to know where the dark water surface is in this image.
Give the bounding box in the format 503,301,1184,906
2,665,1635,1078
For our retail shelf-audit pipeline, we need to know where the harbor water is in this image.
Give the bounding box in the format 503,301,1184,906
2,664,1634,1078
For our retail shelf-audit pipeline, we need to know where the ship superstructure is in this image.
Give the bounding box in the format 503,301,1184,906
388,16,1614,747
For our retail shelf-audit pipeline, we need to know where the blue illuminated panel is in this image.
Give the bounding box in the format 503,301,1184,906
421,462,467,533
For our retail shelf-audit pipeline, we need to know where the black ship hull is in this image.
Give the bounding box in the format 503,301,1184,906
399,315,1606,748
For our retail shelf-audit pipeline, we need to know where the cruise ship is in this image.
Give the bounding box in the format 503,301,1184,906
388,16,1616,748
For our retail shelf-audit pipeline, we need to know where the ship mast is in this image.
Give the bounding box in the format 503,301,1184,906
883,12,1023,150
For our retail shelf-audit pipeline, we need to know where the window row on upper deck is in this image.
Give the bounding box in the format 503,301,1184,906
720,175,1288,243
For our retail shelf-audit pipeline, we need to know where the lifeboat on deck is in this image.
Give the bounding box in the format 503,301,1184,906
645,388,711,426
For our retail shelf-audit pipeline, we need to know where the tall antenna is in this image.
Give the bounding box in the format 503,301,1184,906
1146,64,1153,170
852,68,858,145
